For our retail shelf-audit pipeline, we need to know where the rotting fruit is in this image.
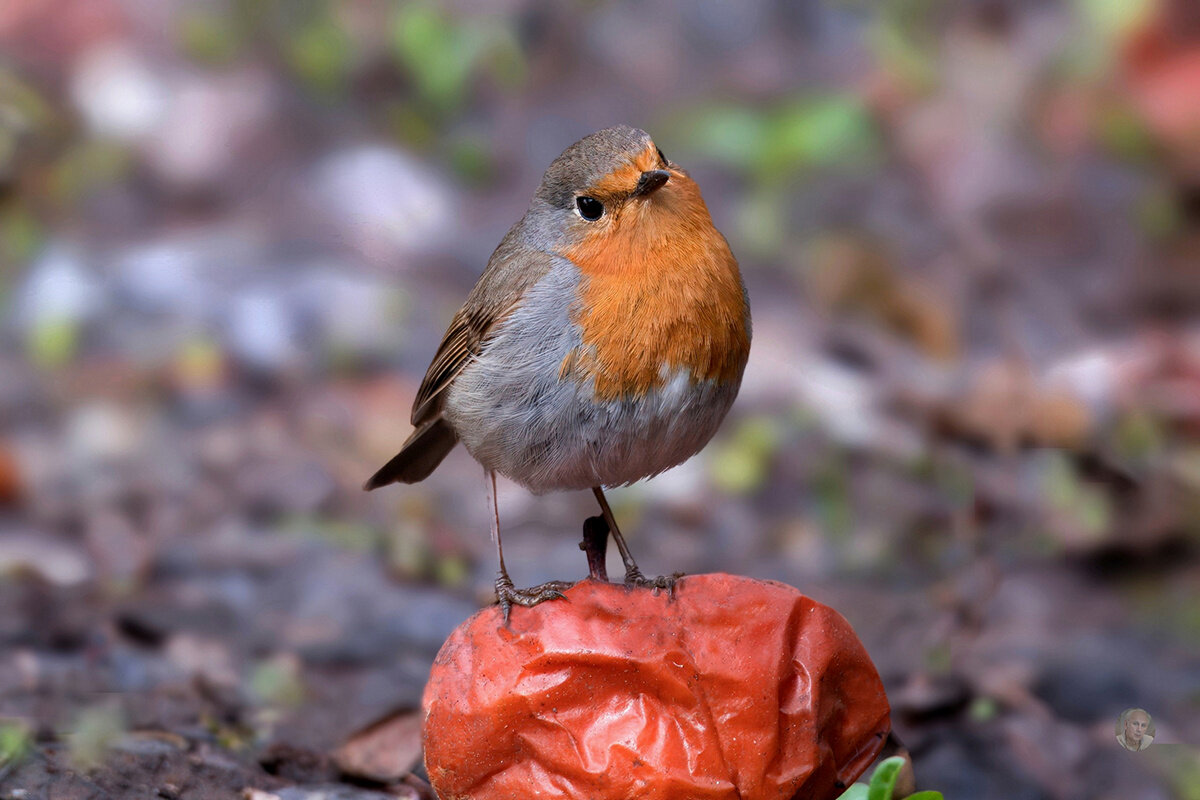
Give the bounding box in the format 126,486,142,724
423,573,891,800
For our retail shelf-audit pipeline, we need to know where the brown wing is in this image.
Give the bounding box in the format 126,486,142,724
409,304,491,427
410,234,556,427
364,224,556,491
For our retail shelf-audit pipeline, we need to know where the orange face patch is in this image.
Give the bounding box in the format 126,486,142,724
587,145,664,201
561,166,749,402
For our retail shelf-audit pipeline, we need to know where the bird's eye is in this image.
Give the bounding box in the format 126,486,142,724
575,196,604,221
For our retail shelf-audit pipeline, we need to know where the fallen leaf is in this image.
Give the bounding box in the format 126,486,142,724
332,706,423,784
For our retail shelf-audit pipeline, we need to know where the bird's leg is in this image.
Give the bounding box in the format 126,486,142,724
487,469,571,622
591,487,680,595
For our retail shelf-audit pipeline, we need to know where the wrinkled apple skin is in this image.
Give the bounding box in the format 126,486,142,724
423,573,890,800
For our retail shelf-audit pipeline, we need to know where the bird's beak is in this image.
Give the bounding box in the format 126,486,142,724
632,169,670,197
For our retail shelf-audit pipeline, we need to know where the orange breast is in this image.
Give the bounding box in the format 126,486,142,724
561,173,749,402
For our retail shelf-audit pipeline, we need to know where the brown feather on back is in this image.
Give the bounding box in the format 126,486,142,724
366,238,555,490
410,240,558,428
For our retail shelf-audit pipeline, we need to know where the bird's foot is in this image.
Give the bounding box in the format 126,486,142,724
495,573,573,623
623,567,684,598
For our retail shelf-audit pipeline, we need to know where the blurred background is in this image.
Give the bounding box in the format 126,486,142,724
1,0,1199,797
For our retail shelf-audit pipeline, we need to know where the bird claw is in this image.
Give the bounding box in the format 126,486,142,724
495,574,573,623
623,568,684,598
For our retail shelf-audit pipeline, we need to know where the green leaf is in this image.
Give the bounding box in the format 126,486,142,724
838,755,943,800
836,784,870,800
867,755,906,800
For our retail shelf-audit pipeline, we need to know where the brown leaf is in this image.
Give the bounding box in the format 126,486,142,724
331,706,423,784
803,234,961,361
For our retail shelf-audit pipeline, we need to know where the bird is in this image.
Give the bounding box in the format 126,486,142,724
364,125,750,617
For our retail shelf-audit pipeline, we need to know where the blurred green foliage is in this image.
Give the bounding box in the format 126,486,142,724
0,70,51,285
675,96,879,181
1131,575,1200,645
868,0,941,92
285,514,384,553
177,10,245,66
0,204,42,288
287,16,353,94
1161,748,1200,800
1041,452,1112,545
66,704,126,771
813,454,855,540
51,141,133,206
1113,410,1167,465
968,695,999,722
670,95,879,254
392,3,526,114
923,641,953,674
447,131,495,184
0,69,52,175
0,720,31,773
1095,105,1159,165
250,656,306,709
28,319,81,370
434,552,471,589
1136,184,1186,239
1075,0,1154,44
176,0,529,110
709,416,786,494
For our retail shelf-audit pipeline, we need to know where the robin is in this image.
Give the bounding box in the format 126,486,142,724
365,125,750,616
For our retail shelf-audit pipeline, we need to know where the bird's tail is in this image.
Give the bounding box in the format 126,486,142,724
363,417,458,490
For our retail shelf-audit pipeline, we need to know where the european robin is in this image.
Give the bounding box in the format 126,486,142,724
365,125,750,616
